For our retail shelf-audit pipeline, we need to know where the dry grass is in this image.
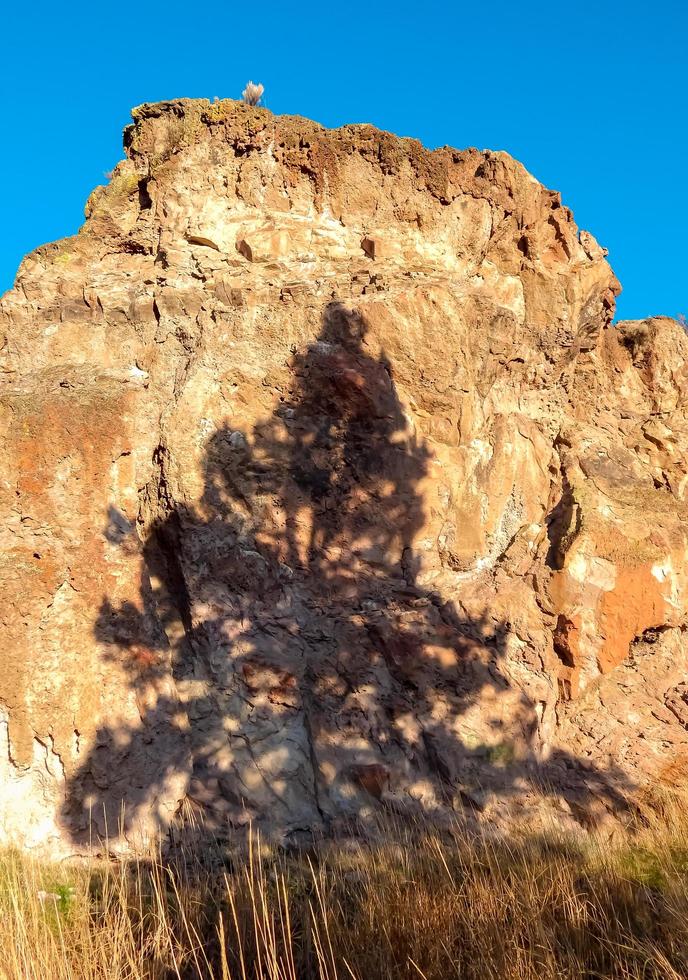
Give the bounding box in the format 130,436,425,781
241,82,264,106
3,795,688,980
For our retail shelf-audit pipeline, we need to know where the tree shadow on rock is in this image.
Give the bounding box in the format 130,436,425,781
62,302,634,851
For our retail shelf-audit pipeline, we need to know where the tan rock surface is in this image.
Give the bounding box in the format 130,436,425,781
0,99,686,852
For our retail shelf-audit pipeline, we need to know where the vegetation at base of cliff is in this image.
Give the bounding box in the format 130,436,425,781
4,793,688,980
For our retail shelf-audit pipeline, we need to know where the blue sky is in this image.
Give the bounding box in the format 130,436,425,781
2,0,685,320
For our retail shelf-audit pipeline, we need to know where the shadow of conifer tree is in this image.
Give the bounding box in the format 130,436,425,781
62,301,633,850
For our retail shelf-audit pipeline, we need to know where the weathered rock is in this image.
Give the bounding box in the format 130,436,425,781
0,99,686,853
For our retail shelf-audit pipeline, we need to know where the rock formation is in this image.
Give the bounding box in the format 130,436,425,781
0,99,686,853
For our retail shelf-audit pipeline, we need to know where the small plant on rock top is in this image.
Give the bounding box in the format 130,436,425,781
241,80,264,106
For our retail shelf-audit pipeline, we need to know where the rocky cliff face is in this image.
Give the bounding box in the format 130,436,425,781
1,99,687,853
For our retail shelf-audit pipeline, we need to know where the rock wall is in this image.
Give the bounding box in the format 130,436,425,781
1,99,686,853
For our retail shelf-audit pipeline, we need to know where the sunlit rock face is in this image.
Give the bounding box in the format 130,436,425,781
1,99,687,853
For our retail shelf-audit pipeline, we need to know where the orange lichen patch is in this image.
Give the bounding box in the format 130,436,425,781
551,546,687,697
597,562,680,674
9,386,135,502
0,548,64,606
0,379,143,769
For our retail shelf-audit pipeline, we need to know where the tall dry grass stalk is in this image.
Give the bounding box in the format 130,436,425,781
2,793,688,980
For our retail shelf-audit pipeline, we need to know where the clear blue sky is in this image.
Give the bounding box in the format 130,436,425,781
2,0,686,320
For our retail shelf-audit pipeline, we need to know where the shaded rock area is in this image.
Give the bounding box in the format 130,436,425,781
0,99,686,853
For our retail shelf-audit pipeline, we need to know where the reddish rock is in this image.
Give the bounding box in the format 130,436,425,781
348,764,390,800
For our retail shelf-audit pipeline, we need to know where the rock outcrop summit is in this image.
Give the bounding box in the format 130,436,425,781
1,99,687,852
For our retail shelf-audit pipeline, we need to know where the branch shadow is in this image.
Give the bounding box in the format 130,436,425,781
62,301,634,850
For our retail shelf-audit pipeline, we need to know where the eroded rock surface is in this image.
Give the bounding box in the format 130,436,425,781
1,99,686,852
